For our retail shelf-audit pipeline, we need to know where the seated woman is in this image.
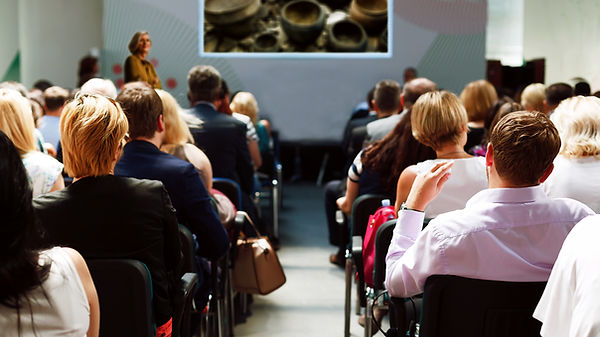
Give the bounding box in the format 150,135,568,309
0,88,64,197
469,98,522,156
330,112,436,265
543,96,600,212
0,130,99,336
395,91,487,218
33,93,181,337
460,80,498,151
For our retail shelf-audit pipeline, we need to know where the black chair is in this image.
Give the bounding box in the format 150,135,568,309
256,129,283,239
344,194,390,337
213,177,242,210
87,259,198,337
389,275,546,337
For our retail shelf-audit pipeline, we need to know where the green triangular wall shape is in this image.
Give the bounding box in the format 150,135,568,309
2,51,20,82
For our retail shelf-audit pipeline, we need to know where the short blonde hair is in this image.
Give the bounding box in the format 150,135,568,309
0,88,36,155
156,89,193,146
128,31,150,54
230,92,259,124
520,83,546,113
460,80,497,122
551,96,600,158
60,94,129,177
411,90,468,150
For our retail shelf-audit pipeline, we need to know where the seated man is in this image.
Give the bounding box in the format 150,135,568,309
385,111,594,297
114,84,229,260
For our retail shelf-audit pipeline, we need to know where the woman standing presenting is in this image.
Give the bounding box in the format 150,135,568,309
124,31,162,88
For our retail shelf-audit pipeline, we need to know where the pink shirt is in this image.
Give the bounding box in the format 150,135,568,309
385,185,594,297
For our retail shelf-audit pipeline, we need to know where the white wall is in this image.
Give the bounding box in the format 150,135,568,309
0,0,19,80
523,0,600,90
18,0,103,89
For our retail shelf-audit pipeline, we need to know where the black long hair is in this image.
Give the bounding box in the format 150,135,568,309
0,130,51,311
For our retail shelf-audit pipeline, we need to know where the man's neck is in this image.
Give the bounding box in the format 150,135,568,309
45,109,61,117
133,136,161,149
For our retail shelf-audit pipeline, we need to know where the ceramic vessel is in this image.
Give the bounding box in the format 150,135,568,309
348,0,387,35
253,32,280,52
327,19,367,52
280,0,326,45
205,0,261,37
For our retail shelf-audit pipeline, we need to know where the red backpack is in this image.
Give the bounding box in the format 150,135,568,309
363,203,396,287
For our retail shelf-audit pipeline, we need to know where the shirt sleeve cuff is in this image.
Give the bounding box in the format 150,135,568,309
395,209,425,240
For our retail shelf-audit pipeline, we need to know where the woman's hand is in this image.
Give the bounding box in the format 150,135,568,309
336,196,352,215
405,161,454,212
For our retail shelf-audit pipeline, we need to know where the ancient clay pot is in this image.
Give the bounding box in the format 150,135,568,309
280,0,326,45
348,0,387,35
205,0,261,38
327,19,367,52
253,32,281,52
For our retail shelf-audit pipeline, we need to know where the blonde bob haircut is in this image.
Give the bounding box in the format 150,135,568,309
230,92,259,124
60,94,129,177
551,95,600,158
156,89,193,146
411,90,468,150
460,79,497,122
520,83,546,113
0,88,36,156
128,31,150,54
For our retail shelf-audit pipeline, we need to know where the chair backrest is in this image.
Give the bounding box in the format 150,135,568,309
87,259,154,337
350,194,389,238
372,219,396,290
213,177,242,210
420,275,546,337
179,224,196,273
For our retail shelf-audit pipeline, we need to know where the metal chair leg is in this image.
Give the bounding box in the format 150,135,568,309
272,179,279,238
365,288,374,337
344,250,353,337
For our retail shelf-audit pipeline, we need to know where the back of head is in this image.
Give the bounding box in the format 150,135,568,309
116,84,162,139
32,80,53,93
460,79,498,122
0,130,48,308
490,111,560,186
545,83,573,107
411,90,468,150
187,65,222,103
402,77,437,109
0,81,28,98
373,79,401,114
230,92,259,124
520,83,546,112
0,88,36,155
80,78,118,99
60,93,129,177
43,86,70,111
551,96,600,158
156,89,193,146
78,56,98,77
574,81,591,96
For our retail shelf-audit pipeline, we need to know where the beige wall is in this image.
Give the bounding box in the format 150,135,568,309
18,0,103,89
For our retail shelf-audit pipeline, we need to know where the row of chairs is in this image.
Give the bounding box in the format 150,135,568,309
344,195,547,337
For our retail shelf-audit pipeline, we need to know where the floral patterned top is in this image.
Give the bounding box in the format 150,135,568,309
22,151,63,197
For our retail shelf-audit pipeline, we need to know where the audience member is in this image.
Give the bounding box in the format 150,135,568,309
543,96,600,212
78,55,99,88
39,86,69,150
33,93,178,334
521,82,546,113
349,87,375,120
365,79,402,142
0,130,99,337
0,88,64,197
341,87,377,169
573,80,591,96
534,214,600,337
80,78,118,99
32,80,53,93
124,31,162,88
394,91,487,218
469,98,522,156
460,79,498,151
544,82,573,115
403,67,417,85
385,111,594,298
0,81,28,97
230,91,272,168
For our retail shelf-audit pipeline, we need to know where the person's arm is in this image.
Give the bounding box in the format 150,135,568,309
385,161,453,297
124,56,145,83
336,178,359,215
248,139,262,170
50,175,65,193
394,165,418,213
63,247,100,337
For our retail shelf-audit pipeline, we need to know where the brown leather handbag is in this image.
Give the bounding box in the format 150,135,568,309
232,213,286,295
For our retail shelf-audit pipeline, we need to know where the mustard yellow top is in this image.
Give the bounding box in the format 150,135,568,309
124,54,162,89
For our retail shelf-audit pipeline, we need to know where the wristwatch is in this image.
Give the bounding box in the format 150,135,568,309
400,203,424,213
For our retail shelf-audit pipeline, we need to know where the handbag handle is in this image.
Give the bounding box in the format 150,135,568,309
237,211,264,237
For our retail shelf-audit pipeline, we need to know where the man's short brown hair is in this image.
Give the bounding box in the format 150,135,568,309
490,111,560,186
43,86,69,110
116,84,162,139
187,65,222,103
373,79,401,114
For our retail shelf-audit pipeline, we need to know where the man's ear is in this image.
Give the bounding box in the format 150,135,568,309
485,143,494,167
539,163,554,183
400,94,405,110
157,114,165,133
371,99,378,112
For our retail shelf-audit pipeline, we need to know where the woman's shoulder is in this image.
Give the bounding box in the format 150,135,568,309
23,151,63,169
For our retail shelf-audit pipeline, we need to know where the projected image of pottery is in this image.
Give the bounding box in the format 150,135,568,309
204,0,261,38
280,0,326,46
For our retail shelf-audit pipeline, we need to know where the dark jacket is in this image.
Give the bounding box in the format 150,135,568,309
34,175,180,325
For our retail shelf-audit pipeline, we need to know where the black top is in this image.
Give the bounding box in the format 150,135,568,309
33,175,181,325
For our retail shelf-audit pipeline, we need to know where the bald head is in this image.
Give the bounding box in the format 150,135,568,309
402,78,437,109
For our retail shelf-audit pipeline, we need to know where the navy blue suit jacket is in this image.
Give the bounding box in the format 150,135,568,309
186,103,254,194
115,140,229,259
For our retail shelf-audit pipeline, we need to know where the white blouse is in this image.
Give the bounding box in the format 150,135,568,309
22,151,63,197
543,155,600,212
